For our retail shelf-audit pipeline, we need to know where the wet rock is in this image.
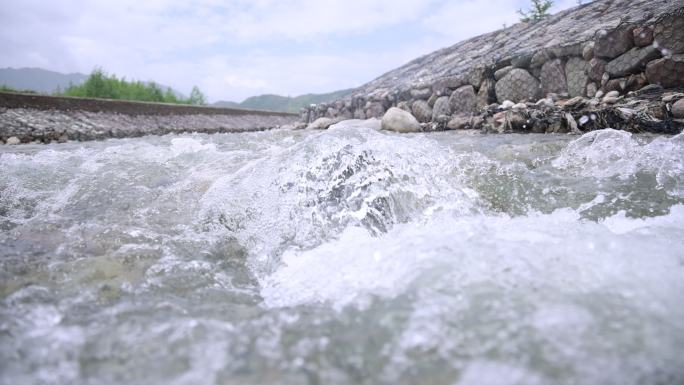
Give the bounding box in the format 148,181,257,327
6,136,20,145
495,68,541,103
540,59,568,96
645,54,684,88
672,99,684,119
605,46,661,77
565,57,590,98
57,134,68,143
410,88,432,100
653,9,684,54
594,25,635,59
353,109,367,120
495,66,514,81
449,85,478,115
432,96,451,120
307,117,335,130
411,100,433,123
447,115,481,130
381,107,422,133
588,58,607,82
500,100,515,110
633,26,654,47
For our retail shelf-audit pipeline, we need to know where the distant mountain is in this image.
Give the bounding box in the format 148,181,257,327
0,68,88,94
0,67,185,98
213,88,356,113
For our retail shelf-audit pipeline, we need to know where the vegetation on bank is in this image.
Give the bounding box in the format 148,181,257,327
57,68,206,105
518,0,553,22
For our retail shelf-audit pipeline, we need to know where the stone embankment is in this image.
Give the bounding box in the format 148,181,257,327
302,0,684,134
0,92,298,144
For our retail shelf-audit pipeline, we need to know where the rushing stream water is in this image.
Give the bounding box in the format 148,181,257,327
1,120,684,385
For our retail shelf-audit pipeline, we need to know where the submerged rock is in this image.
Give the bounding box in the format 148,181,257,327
381,107,422,133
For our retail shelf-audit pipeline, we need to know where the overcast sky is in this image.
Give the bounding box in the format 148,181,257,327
0,0,579,102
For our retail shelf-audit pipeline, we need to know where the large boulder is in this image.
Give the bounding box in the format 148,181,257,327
565,57,590,98
540,59,568,96
645,54,684,88
495,68,541,103
594,25,635,59
381,107,422,133
653,9,684,54
605,46,661,77
449,85,478,115
411,100,433,123
432,96,451,121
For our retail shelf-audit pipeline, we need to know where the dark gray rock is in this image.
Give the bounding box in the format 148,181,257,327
495,68,541,103
432,96,451,120
449,85,478,115
365,102,386,118
540,59,568,96
646,54,684,88
582,42,595,61
594,25,635,59
495,66,514,81
654,8,684,54
531,50,554,68
511,53,533,69
432,76,467,96
633,26,654,47
588,58,607,82
477,78,497,108
605,46,661,77
565,57,590,97
672,98,684,119
411,100,433,123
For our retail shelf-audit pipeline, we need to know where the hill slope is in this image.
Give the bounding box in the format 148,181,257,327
0,68,87,94
213,89,355,113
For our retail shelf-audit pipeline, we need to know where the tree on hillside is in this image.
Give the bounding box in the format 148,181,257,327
518,0,553,23
188,86,206,106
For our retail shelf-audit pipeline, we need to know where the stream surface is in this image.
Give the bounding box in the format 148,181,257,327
1,121,684,385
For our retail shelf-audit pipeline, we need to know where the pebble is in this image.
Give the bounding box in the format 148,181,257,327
500,100,515,110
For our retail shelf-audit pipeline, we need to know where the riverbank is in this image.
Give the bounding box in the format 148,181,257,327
302,1,684,135
0,92,298,144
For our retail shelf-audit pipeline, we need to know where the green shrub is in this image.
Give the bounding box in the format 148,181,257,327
518,0,553,22
58,68,206,105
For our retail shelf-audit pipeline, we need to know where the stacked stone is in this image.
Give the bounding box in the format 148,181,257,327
302,7,684,133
